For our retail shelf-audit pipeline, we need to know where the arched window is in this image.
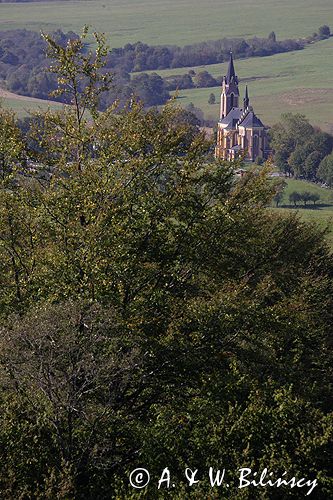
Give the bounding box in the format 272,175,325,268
230,93,234,108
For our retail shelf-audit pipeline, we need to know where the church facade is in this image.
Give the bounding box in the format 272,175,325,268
215,53,269,162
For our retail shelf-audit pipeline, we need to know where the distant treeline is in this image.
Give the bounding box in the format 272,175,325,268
0,26,331,112
106,26,332,73
107,33,303,73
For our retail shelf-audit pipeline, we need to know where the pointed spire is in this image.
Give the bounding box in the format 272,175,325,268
226,50,237,84
244,85,249,108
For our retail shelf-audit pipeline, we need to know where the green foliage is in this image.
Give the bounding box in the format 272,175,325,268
255,155,264,165
318,24,331,39
270,113,313,157
42,26,113,120
270,114,333,180
318,153,333,187
0,107,25,176
273,178,286,206
289,190,302,206
289,190,321,206
208,92,216,104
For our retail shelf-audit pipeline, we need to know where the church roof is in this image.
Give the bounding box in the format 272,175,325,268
238,110,265,128
226,52,237,84
219,107,243,128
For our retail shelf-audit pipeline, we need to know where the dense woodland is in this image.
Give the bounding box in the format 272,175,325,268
0,30,332,499
0,25,331,111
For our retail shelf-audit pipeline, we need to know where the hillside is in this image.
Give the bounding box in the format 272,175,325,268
0,86,62,116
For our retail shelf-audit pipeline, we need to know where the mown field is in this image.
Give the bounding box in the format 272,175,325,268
272,179,333,248
1,0,333,45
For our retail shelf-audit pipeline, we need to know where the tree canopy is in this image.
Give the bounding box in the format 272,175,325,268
270,113,333,180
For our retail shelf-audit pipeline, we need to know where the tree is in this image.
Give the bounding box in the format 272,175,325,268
270,113,314,175
194,70,217,88
268,31,277,42
288,146,307,177
274,149,291,175
309,193,320,205
273,179,286,206
300,191,312,206
308,131,333,157
185,102,204,123
318,25,331,38
304,150,322,179
130,72,170,105
289,191,301,206
255,155,264,165
317,153,333,187
273,190,283,207
0,107,25,178
208,92,216,104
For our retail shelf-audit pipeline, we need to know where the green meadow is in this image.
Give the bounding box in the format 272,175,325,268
280,179,333,205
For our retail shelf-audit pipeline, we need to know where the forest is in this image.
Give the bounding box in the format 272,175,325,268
0,29,332,499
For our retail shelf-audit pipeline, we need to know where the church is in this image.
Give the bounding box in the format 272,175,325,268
215,53,269,162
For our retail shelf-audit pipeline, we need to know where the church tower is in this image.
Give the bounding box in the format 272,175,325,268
220,52,240,119
215,53,269,161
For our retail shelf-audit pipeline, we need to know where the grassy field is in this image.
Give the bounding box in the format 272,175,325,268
1,0,333,46
279,179,333,205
